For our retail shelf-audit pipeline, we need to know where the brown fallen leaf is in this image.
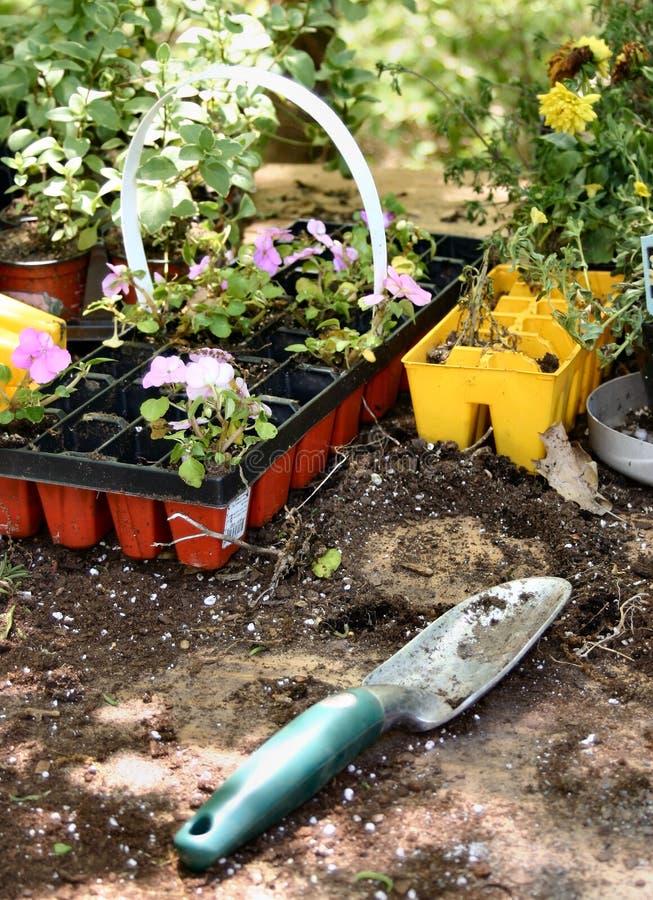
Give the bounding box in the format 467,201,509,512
534,422,613,515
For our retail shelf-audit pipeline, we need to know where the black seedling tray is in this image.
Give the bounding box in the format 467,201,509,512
0,231,481,506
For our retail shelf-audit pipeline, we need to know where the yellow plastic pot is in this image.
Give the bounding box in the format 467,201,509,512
402,265,619,471
0,293,67,394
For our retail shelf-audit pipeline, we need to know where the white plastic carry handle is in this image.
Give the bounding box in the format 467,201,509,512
120,64,388,305
641,233,653,314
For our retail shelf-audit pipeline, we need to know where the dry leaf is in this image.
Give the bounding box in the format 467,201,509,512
534,423,612,515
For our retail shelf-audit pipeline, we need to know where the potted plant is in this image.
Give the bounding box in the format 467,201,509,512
127,347,278,567
401,245,617,470
0,1,378,320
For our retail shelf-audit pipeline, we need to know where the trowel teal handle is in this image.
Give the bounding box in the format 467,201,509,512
174,686,385,870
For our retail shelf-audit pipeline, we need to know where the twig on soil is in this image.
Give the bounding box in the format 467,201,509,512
161,514,282,557
293,449,350,511
360,397,401,445
249,508,315,607
461,425,494,455
576,592,647,660
161,508,316,606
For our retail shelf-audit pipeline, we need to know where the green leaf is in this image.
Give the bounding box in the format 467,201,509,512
208,317,232,339
255,420,278,440
87,98,122,132
179,456,205,488
137,184,174,233
199,160,231,196
0,604,15,640
140,397,169,421
283,49,316,87
10,790,51,803
53,843,72,856
136,319,161,335
138,156,178,182
102,693,118,706
353,871,394,891
77,225,98,251
311,548,342,578
284,343,309,354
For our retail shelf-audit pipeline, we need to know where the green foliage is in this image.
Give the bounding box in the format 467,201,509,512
340,0,590,164
0,357,108,426
139,351,278,487
0,555,28,598
0,1,379,248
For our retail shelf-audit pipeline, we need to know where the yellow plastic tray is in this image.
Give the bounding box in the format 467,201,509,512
402,265,619,471
1,293,67,393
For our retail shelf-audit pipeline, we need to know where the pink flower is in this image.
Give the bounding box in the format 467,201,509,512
361,209,395,229
383,266,431,307
234,376,250,399
11,328,71,384
359,292,386,308
331,240,358,272
184,356,235,400
142,355,187,388
307,218,334,249
101,263,131,298
189,348,235,366
188,255,210,280
283,246,323,266
383,266,405,298
153,271,166,285
253,231,282,276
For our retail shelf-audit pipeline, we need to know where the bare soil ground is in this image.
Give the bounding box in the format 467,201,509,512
1,169,652,899
1,395,652,900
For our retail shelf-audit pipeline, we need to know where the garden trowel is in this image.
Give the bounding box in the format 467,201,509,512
174,575,571,870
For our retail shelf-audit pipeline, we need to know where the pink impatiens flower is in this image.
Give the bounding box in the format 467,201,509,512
142,355,187,389
11,328,72,384
188,255,210,280
361,209,395,229
101,263,131,298
384,266,431,307
253,231,283,276
307,218,334,250
184,356,235,400
283,245,323,266
358,292,386,309
331,240,358,272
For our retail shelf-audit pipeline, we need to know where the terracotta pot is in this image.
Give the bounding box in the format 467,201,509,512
330,385,364,449
248,446,298,528
0,250,90,320
291,409,337,489
106,493,172,560
36,483,113,548
164,489,250,569
360,355,404,423
0,477,44,537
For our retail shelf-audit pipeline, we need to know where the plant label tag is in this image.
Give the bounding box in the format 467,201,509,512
222,489,250,547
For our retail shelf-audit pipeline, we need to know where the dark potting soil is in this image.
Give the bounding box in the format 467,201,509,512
0,219,81,263
1,394,652,899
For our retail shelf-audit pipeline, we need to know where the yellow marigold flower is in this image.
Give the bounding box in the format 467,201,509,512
538,82,600,135
584,183,603,198
634,181,651,198
530,207,548,225
575,35,612,78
